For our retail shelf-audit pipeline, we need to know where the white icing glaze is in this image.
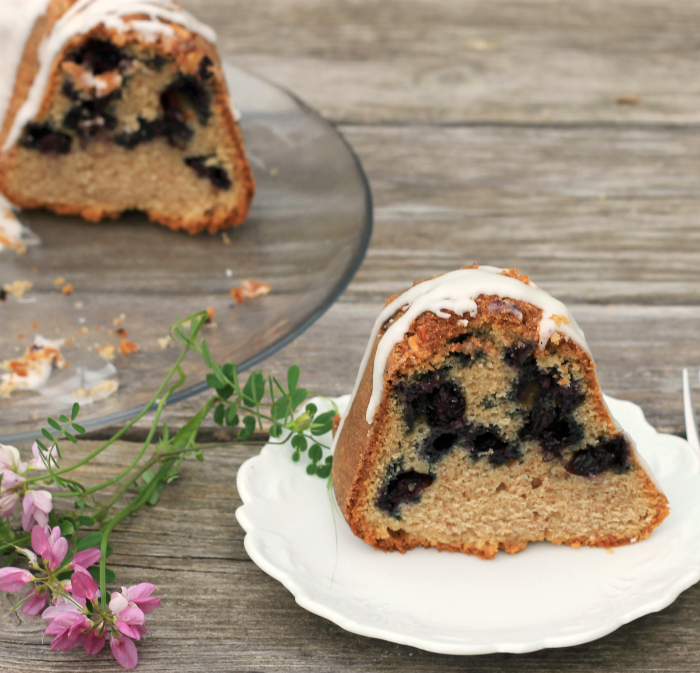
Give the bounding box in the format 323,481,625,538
333,267,590,441
3,0,217,150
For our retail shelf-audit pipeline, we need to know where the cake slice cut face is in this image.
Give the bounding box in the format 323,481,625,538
332,266,669,559
0,0,255,234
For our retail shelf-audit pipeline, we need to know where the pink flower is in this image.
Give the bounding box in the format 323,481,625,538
45,611,93,651
0,444,22,471
0,490,19,519
28,441,58,470
69,547,101,570
115,606,146,640
42,594,85,621
70,566,99,602
31,525,68,570
84,627,106,655
110,633,139,670
22,587,48,616
0,566,33,592
21,490,52,531
0,469,24,490
110,583,160,615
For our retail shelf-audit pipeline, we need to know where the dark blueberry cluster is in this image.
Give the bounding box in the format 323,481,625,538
402,373,465,431
184,156,232,190
420,423,521,467
63,90,120,139
402,368,520,468
564,435,630,477
113,75,211,151
376,468,434,517
20,123,71,154
505,342,584,458
66,39,125,74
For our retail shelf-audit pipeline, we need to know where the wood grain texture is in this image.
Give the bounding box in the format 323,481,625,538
191,0,700,125
4,0,700,669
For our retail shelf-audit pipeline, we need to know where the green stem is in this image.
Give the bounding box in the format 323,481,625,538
25,345,195,486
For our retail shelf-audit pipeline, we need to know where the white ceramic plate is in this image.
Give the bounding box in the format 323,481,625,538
236,394,700,655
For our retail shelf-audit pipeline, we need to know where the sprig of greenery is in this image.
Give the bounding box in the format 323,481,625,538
0,309,337,614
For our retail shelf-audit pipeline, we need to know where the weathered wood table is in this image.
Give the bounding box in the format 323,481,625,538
4,0,700,670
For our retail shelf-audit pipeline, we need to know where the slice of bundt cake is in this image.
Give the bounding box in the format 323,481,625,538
332,265,669,559
0,0,255,234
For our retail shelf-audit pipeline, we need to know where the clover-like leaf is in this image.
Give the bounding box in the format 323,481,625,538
237,415,256,440
214,404,225,425
291,435,307,452
287,365,300,392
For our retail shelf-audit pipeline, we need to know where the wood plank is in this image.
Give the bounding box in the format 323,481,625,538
185,0,700,125
2,440,700,672
95,301,700,439
338,123,700,305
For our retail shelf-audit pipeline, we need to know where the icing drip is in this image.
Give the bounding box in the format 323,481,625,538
3,0,217,151
334,267,590,439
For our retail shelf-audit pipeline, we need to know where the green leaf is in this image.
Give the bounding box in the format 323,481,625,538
287,365,300,392
48,417,62,431
325,456,333,465
306,464,316,475
216,384,234,400
225,407,239,427
77,531,103,551
42,428,54,442
78,515,95,526
241,377,254,406
291,435,307,451
142,470,155,484
88,566,115,583
65,431,77,444
59,520,74,536
195,450,204,462
272,398,291,420
290,388,307,410
237,415,256,440
308,444,323,463
201,339,214,368
222,363,237,384
206,373,220,389
59,415,69,423
36,439,47,452
315,464,332,479
292,450,300,462
71,423,86,435
71,403,80,420
148,490,160,506
310,410,336,436
305,403,317,417
269,423,283,438
214,404,225,425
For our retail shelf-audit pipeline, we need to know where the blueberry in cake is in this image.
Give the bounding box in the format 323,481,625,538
0,0,255,234
332,265,669,559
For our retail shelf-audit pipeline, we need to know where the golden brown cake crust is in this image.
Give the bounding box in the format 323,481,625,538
332,272,669,559
0,0,255,234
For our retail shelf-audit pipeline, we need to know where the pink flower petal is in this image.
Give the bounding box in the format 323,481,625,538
84,629,106,655
21,589,47,616
132,595,160,613
111,634,138,670
116,620,142,640
0,567,33,592
127,583,156,599
109,591,129,615
118,606,145,625
0,491,19,518
71,548,101,569
31,525,50,556
47,525,62,546
49,536,68,570
32,491,53,514
71,567,98,602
